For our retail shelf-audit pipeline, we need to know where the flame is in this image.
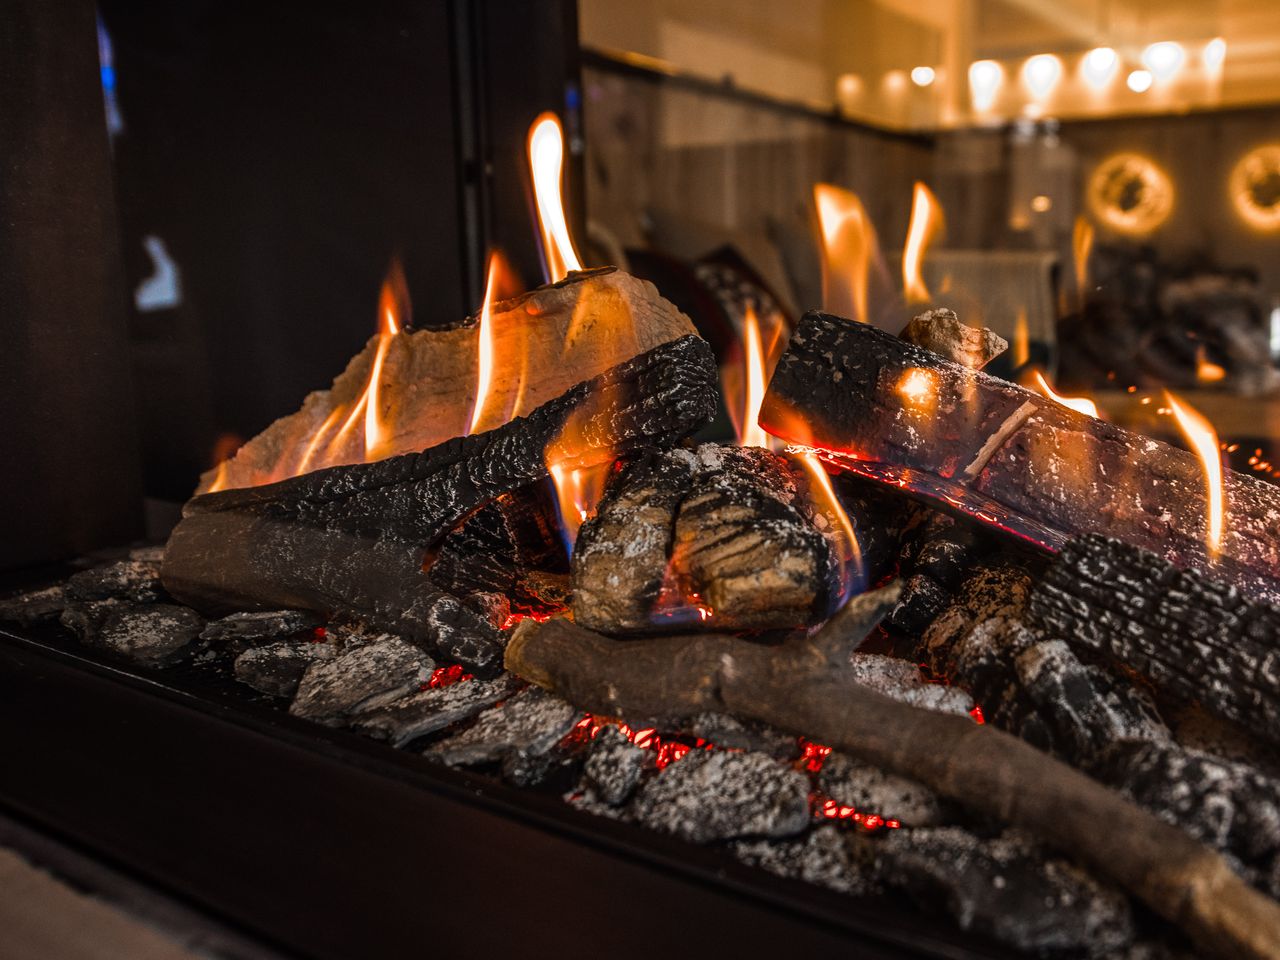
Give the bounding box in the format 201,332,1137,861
467,252,503,435
547,460,612,556
1012,308,1030,367
902,182,944,304
528,112,583,283
725,306,786,449
205,433,245,493
1072,216,1095,309
897,367,938,411
814,183,877,323
1031,370,1099,418
295,406,346,475
1196,345,1226,384
1166,391,1225,561
794,450,863,608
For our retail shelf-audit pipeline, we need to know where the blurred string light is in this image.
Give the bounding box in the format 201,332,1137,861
1142,41,1186,80
882,69,909,93
1023,54,1062,98
969,59,1003,111
1204,38,1227,73
1127,69,1154,93
1081,46,1119,88
911,66,936,87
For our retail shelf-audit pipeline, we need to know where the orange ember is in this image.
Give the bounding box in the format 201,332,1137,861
1031,370,1099,419
814,183,877,324
902,181,944,304
1166,391,1225,561
528,112,583,283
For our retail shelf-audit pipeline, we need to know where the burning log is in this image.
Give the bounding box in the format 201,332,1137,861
1030,534,1280,746
162,334,719,674
761,312,1280,606
571,444,900,634
505,586,1280,960
198,268,698,493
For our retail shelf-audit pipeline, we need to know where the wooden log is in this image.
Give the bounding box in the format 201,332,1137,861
162,335,718,672
505,588,1280,960
571,444,898,635
761,311,1280,606
1029,534,1280,746
198,267,699,493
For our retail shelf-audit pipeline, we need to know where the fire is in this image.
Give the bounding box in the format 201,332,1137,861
814,183,877,324
1012,308,1030,368
725,306,786,449
794,450,863,607
902,181,944,304
897,367,938,410
205,433,245,493
1166,391,1225,561
1031,370,1099,418
528,112,583,283
325,259,408,463
1196,346,1226,384
547,459,612,557
1072,216,1095,309
467,252,503,435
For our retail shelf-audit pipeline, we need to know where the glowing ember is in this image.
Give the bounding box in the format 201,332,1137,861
794,450,863,607
467,252,503,436
1195,346,1226,384
813,182,877,324
427,664,473,689
1166,391,1225,562
1031,370,1099,419
566,715,709,770
896,367,938,410
527,112,583,283
902,181,944,304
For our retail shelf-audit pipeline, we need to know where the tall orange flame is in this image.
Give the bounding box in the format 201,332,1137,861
814,183,877,324
794,450,863,607
1031,370,1099,418
725,306,786,449
528,112,583,283
1012,308,1030,368
467,252,503,436
902,182,944,304
1166,391,1225,561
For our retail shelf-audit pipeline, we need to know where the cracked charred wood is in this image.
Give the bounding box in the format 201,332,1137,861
1030,534,1280,746
161,336,718,674
571,444,896,635
198,268,699,493
761,312,1280,606
505,584,1280,960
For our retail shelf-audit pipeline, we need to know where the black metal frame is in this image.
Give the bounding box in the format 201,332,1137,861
0,623,1011,960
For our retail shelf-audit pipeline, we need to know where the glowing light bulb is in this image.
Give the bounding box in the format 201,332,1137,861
911,66,936,87
1082,47,1118,88
1142,41,1185,80
1023,54,1062,98
969,60,1003,111
1204,38,1226,73
1127,69,1153,93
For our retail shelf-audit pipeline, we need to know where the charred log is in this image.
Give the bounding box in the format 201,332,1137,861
1030,534,1280,746
162,336,718,674
505,585,1280,960
761,312,1280,605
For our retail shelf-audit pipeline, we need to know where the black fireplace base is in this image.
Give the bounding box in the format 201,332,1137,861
0,624,1010,960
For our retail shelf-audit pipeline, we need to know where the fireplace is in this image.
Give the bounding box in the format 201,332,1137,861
5,3,1280,960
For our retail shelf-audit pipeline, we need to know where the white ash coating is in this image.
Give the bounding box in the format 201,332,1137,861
290,636,431,724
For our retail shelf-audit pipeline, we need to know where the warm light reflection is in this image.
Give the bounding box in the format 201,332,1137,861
897,367,938,411
1166,391,1225,561
467,252,502,436
969,60,1003,111
814,183,877,323
1204,38,1227,73
1082,47,1118,88
1023,54,1062,98
1196,346,1226,384
1072,215,1095,306
902,182,944,304
1230,145,1280,232
527,111,583,283
1087,153,1174,237
1142,42,1185,81
1012,309,1029,368
1031,370,1099,418
794,450,863,607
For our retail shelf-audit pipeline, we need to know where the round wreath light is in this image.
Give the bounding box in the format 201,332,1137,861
1086,153,1174,237
1230,145,1280,232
